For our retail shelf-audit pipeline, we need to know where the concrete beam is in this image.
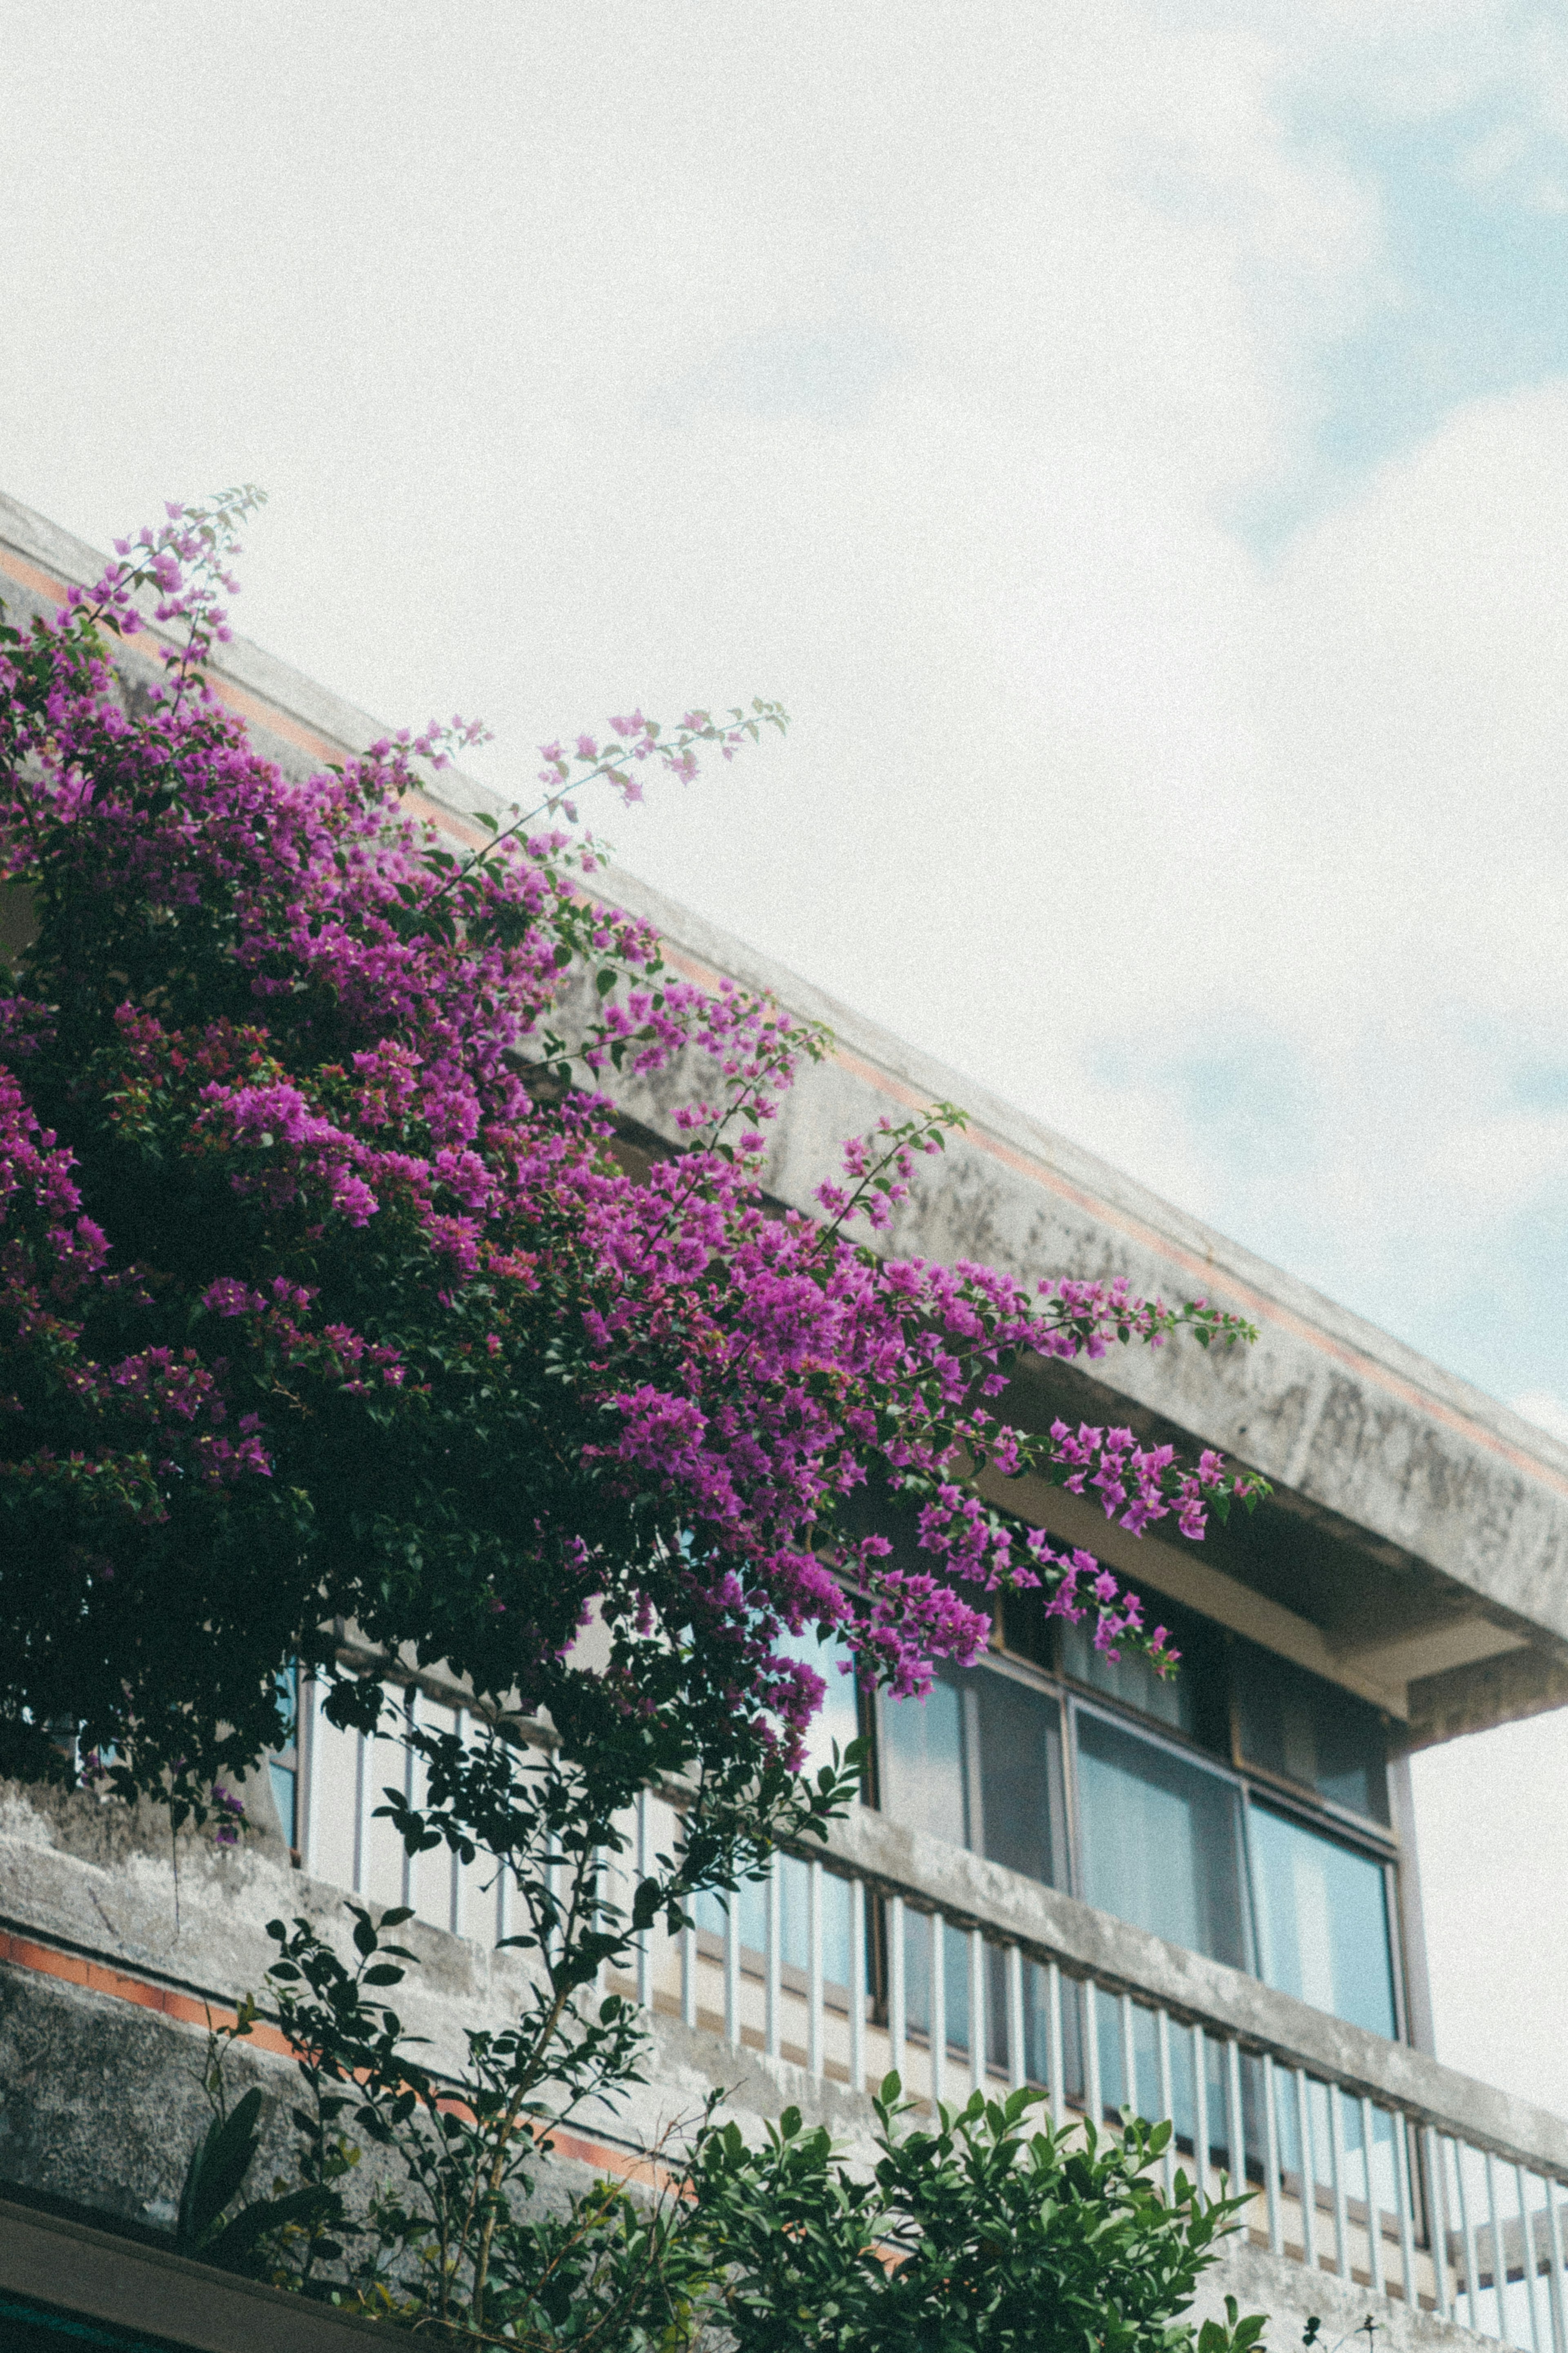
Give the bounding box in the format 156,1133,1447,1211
1406,1644,1568,1751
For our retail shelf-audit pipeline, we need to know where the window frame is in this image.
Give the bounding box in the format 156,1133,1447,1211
875,1595,1412,2043
268,1662,301,1861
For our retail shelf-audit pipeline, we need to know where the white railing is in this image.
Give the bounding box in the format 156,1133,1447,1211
297,1675,1568,2348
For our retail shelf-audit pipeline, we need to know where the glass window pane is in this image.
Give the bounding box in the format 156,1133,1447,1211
1075,1710,1247,1969
1234,1643,1390,1824
1059,1591,1227,1751
880,1674,970,1847
974,1673,1063,1888
881,1664,1065,1888
998,1582,1054,1670
270,1760,297,1849
780,1626,862,1778
1249,1803,1397,2038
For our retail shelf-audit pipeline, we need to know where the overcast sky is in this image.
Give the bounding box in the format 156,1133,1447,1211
5,1,1568,2106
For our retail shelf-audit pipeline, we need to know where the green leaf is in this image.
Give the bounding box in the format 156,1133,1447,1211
176,2088,263,2249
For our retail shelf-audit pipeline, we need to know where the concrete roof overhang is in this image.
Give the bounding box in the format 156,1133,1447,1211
4,488,1564,1750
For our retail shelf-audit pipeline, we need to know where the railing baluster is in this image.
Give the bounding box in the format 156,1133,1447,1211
1085,1980,1103,2130
1120,1992,1137,2123
681,1914,698,2029
1262,2054,1283,2255
765,1852,782,2060
592,1848,608,2001
724,1891,741,2047
968,1929,986,2096
634,1790,652,2010
1226,2038,1245,2200
1364,2099,1386,2299
930,1912,947,2110
1156,2007,1176,2203
1394,2114,1419,2315
351,1728,368,1893
808,1858,824,2080
889,1895,906,2087
1487,2150,1508,2341
449,1706,466,1939
849,1876,866,2093
1046,1961,1065,2130
399,1688,419,1914
1456,2137,1483,2331
1544,2175,1566,2353
544,1843,563,1968
301,1672,321,1877
1329,2083,1350,2281
1295,2069,1319,2276
1005,1944,1026,2093
1519,2165,1545,2353
1429,2127,1457,2306
1192,2025,1210,2201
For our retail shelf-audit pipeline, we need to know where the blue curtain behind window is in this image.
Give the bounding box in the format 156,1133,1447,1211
1075,1711,1248,1970
1249,1803,1396,2039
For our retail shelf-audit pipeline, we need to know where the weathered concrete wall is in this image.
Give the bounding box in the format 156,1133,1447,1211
8,1771,1568,2209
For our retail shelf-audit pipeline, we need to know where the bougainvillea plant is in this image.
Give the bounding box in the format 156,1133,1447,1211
0,491,1261,1983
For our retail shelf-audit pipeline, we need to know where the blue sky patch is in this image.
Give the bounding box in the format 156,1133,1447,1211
1231,88,1568,550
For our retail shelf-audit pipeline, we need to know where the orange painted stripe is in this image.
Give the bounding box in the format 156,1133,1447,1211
0,1928,295,2057
0,544,71,606
0,1927,655,2181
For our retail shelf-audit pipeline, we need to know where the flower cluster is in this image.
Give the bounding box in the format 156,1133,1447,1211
0,499,1261,1829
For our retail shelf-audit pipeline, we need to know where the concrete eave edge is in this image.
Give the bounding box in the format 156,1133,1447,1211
0,2194,386,2351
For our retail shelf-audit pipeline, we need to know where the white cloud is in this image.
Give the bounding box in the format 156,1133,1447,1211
8,0,1568,2140
1511,1391,1568,1447
3,2,1566,1346
1412,1709,1568,2111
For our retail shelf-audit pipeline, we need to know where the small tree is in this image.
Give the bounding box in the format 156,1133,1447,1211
183,1905,1266,2353
1,490,1263,2197
686,2079,1263,2353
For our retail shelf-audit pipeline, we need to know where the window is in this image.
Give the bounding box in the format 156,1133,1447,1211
975,1668,1067,1888
873,1585,1404,2043
1058,1590,1230,1753
1234,1640,1390,1824
789,1625,864,1778
1074,1708,1248,1970
270,1664,300,1853
878,1663,1066,1890
1248,1800,1397,2038
879,1671,971,1845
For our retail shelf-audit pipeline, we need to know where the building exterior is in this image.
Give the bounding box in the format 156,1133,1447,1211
4,488,1568,2351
